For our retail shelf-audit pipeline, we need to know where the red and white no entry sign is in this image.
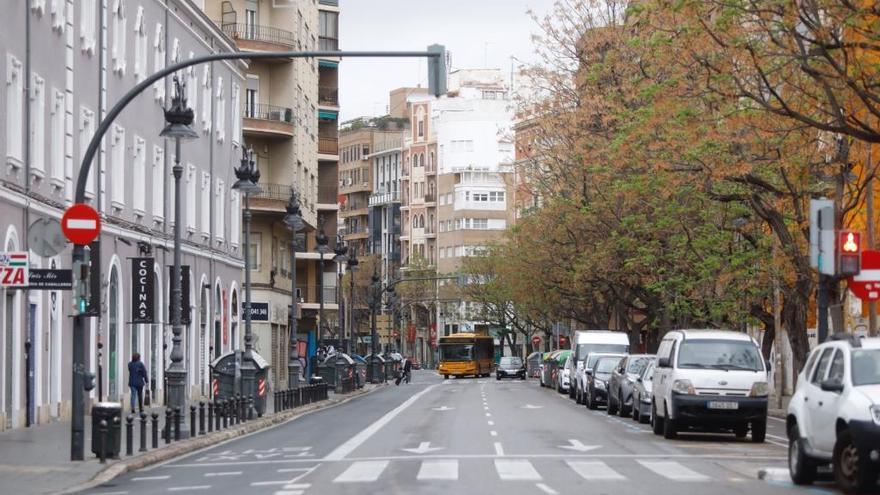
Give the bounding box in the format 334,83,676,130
848,249,880,301
61,203,101,245
532,335,541,346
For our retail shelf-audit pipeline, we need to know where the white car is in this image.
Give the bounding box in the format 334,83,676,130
557,354,572,393
651,329,769,442
787,334,880,493
571,331,630,404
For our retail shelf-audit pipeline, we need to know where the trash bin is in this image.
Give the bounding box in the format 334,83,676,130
352,355,367,389
91,402,122,458
317,355,338,388
335,353,355,393
210,350,270,417
365,354,385,383
251,351,270,417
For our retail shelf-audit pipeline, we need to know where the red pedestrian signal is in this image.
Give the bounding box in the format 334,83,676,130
838,230,861,276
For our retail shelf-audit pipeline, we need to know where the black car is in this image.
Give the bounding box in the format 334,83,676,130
585,356,623,410
496,357,526,380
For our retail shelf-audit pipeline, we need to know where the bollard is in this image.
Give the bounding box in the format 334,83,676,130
190,405,197,438
221,400,228,429
151,412,159,449
126,414,134,456
199,401,206,435
174,406,182,441
248,396,255,420
98,419,108,464
294,388,300,408
139,412,148,453
208,402,214,433
164,408,172,444
238,395,245,423
112,416,121,458
273,391,278,414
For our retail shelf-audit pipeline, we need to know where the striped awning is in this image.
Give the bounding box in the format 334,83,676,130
318,109,338,121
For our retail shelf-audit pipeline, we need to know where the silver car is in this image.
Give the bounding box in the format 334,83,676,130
631,359,656,424
607,354,653,417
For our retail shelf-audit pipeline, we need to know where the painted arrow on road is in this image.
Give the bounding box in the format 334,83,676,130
432,406,455,411
558,439,601,452
521,404,544,409
401,442,444,454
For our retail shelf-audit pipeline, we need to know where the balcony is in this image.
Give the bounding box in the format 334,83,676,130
250,182,296,212
243,103,295,139
369,190,401,206
319,136,339,156
318,87,339,107
221,23,296,52
343,225,369,240
424,192,436,204
317,184,339,210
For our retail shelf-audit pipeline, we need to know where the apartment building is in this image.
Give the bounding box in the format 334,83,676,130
202,0,341,388
0,0,245,430
338,124,374,258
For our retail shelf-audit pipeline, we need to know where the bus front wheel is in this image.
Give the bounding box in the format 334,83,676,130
443,374,449,380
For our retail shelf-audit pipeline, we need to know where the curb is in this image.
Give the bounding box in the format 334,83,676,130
62,385,383,494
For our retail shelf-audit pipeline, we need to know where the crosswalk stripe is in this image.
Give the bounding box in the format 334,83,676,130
495,459,541,481
566,461,626,481
417,460,459,481
333,461,389,483
637,460,710,481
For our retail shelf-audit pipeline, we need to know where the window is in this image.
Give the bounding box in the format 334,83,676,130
231,82,241,146
418,120,424,137
50,0,65,33
133,7,147,82
186,164,196,231
811,348,835,385
827,350,845,383
201,172,210,235
50,88,64,186
215,179,225,241
151,145,164,221
152,23,165,102
186,60,198,121
111,0,127,75
489,191,505,202
132,136,146,215
6,54,24,168
79,107,96,198
110,125,125,208
30,73,46,178
472,218,488,229
473,193,489,202
201,65,212,133
318,11,338,50
249,232,262,269
215,76,225,143
230,191,240,246
80,0,96,54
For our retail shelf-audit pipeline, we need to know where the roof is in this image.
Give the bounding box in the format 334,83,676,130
670,329,753,341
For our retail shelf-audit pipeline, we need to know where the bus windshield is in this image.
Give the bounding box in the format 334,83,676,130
440,344,474,361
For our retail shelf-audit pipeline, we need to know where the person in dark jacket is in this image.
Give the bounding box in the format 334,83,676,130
128,353,148,413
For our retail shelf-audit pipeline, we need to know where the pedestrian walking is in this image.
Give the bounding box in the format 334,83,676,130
128,352,149,413
396,357,412,385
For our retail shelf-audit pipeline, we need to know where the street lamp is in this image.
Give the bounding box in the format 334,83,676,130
159,77,199,419
347,252,359,356
333,236,348,352
369,269,381,382
315,225,331,351
284,192,304,389
232,147,261,416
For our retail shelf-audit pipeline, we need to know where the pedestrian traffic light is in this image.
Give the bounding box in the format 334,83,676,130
72,248,92,315
427,44,447,97
838,230,861,276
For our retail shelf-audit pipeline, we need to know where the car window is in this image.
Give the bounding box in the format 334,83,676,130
803,348,821,380
811,348,835,385
851,349,880,386
643,363,654,381
500,357,522,366
827,349,845,382
676,339,762,371
595,358,619,373
627,357,650,374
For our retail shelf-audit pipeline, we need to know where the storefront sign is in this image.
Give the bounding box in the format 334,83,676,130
131,258,155,323
242,301,270,321
28,268,73,290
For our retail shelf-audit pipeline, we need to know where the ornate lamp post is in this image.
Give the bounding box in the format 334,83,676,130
369,269,381,382
315,226,331,351
347,252,359,355
231,148,261,414
333,237,348,351
283,193,304,389
159,77,199,418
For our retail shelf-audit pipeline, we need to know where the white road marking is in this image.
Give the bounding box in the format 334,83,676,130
94,492,128,495
167,487,211,492
485,413,491,417
324,385,437,461
536,483,559,494
204,471,241,477
637,460,710,481
487,420,494,426
483,406,489,410
558,439,601,452
431,406,455,411
251,481,295,486
272,492,303,495
494,442,505,456
400,442,444,454
495,459,541,480
416,460,459,480
133,476,170,481
490,430,498,436
567,461,626,481
333,461,389,483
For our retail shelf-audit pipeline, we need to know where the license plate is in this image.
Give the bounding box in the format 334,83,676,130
707,401,739,410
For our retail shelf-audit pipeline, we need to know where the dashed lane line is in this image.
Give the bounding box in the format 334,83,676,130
204,471,242,477
133,476,170,481
536,482,559,494
167,486,211,492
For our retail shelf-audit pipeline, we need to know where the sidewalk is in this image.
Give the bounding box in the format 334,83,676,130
0,385,379,495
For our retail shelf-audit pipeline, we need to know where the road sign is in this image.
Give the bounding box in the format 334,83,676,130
28,218,66,257
849,250,880,301
0,252,29,288
61,204,101,245
532,335,541,346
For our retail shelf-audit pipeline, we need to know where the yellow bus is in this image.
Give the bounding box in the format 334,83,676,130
438,333,495,379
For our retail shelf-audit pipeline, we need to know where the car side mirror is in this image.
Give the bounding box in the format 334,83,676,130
636,376,643,383
657,357,670,368
585,370,593,376
820,378,844,393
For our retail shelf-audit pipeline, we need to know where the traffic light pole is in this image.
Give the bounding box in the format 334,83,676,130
68,47,444,461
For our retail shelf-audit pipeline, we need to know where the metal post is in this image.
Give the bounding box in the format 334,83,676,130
199,401,206,435
174,406,181,441
125,415,134,456
164,408,172,444
288,216,301,389
241,187,257,418
151,412,159,449
98,419,108,464
868,144,877,337
221,400,228,429
818,275,829,343
319,251,325,350
70,245,86,459
338,262,344,353
139,412,148,452
350,261,356,356
167,138,188,424
190,405,197,437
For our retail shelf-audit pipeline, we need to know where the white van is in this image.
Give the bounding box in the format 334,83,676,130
651,330,768,442
571,331,630,404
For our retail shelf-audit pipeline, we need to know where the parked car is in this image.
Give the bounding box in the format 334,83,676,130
631,360,656,424
572,331,630,404
585,355,624,410
580,351,626,406
651,329,768,442
557,352,573,393
496,356,526,380
608,354,653,417
787,334,880,493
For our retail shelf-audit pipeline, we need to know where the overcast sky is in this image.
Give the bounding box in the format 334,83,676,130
338,0,555,122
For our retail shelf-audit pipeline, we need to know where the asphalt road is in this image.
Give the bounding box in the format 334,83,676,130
84,371,842,495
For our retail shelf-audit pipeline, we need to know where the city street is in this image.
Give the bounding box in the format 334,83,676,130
83,371,820,495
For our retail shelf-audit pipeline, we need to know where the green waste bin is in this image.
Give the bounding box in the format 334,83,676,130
91,402,122,458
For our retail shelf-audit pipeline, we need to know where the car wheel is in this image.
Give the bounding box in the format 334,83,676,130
587,389,598,410
651,404,663,435
606,395,616,415
632,400,639,422
833,429,877,492
443,375,449,380
576,387,583,404
496,375,500,381
662,404,677,439
788,424,816,485
734,423,748,439
520,374,526,381
751,419,766,443
639,407,650,424
618,391,629,418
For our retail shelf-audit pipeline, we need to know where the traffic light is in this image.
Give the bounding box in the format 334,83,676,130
82,371,96,391
838,230,861,276
72,247,92,315
427,44,447,97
